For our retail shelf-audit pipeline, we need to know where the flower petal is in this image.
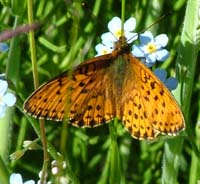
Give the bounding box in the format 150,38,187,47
95,43,104,53
10,173,23,184
139,31,154,44
132,45,145,57
154,68,167,82
0,73,6,80
125,32,138,43
0,80,8,97
145,52,156,63
108,17,121,33
165,77,178,90
24,180,35,184
95,43,113,56
144,62,154,67
0,105,6,118
155,34,168,47
101,32,116,45
156,49,169,61
124,17,136,31
2,93,16,106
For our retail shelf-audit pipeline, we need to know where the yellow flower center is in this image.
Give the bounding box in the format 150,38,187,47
102,49,109,55
115,29,124,38
146,43,157,53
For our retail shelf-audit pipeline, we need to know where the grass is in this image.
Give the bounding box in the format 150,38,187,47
0,0,199,183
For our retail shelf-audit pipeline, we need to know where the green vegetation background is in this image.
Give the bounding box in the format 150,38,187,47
0,0,199,183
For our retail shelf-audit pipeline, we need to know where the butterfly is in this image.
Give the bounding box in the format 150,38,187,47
23,35,185,140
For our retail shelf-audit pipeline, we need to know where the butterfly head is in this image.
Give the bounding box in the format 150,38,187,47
113,36,131,55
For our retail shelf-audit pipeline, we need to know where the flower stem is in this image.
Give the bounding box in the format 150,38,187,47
121,0,125,35
108,118,121,184
27,0,49,183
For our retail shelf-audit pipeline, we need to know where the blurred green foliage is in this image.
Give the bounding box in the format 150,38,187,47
0,0,199,183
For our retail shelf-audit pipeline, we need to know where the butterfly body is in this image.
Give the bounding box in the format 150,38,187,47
24,36,185,139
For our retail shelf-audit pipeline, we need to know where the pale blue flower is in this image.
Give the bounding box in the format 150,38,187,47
0,42,9,52
0,79,16,118
95,43,113,56
100,17,138,51
132,31,169,67
10,173,35,184
154,68,178,91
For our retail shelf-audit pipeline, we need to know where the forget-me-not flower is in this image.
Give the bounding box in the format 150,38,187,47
94,17,178,91
10,173,35,184
100,17,138,50
154,68,178,91
132,31,169,67
0,79,16,118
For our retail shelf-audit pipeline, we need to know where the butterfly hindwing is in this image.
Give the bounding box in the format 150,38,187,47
121,53,185,139
69,69,116,127
122,89,156,139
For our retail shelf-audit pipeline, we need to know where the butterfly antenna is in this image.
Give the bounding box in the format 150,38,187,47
127,12,172,43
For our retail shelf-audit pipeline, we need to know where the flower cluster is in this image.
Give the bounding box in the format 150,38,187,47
95,17,138,56
50,160,69,184
0,43,16,117
10,173,35,184
0,79,16,118
95,17,177,91
9,159,68,183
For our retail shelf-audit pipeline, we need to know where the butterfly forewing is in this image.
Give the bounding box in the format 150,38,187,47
24,54,116,127
24,72,70,120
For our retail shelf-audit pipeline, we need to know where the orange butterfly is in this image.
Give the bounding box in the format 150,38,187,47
23,21,185,140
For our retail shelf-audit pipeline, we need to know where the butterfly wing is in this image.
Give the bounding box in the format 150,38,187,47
24,54,116,127
69,63,116,127
121,53,185,139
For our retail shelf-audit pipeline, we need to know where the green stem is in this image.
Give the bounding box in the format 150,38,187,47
27,0,38,88
0,156,9,184
121,0,125,33
108,119,121,184
189,89,200,183
27,0,49,183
